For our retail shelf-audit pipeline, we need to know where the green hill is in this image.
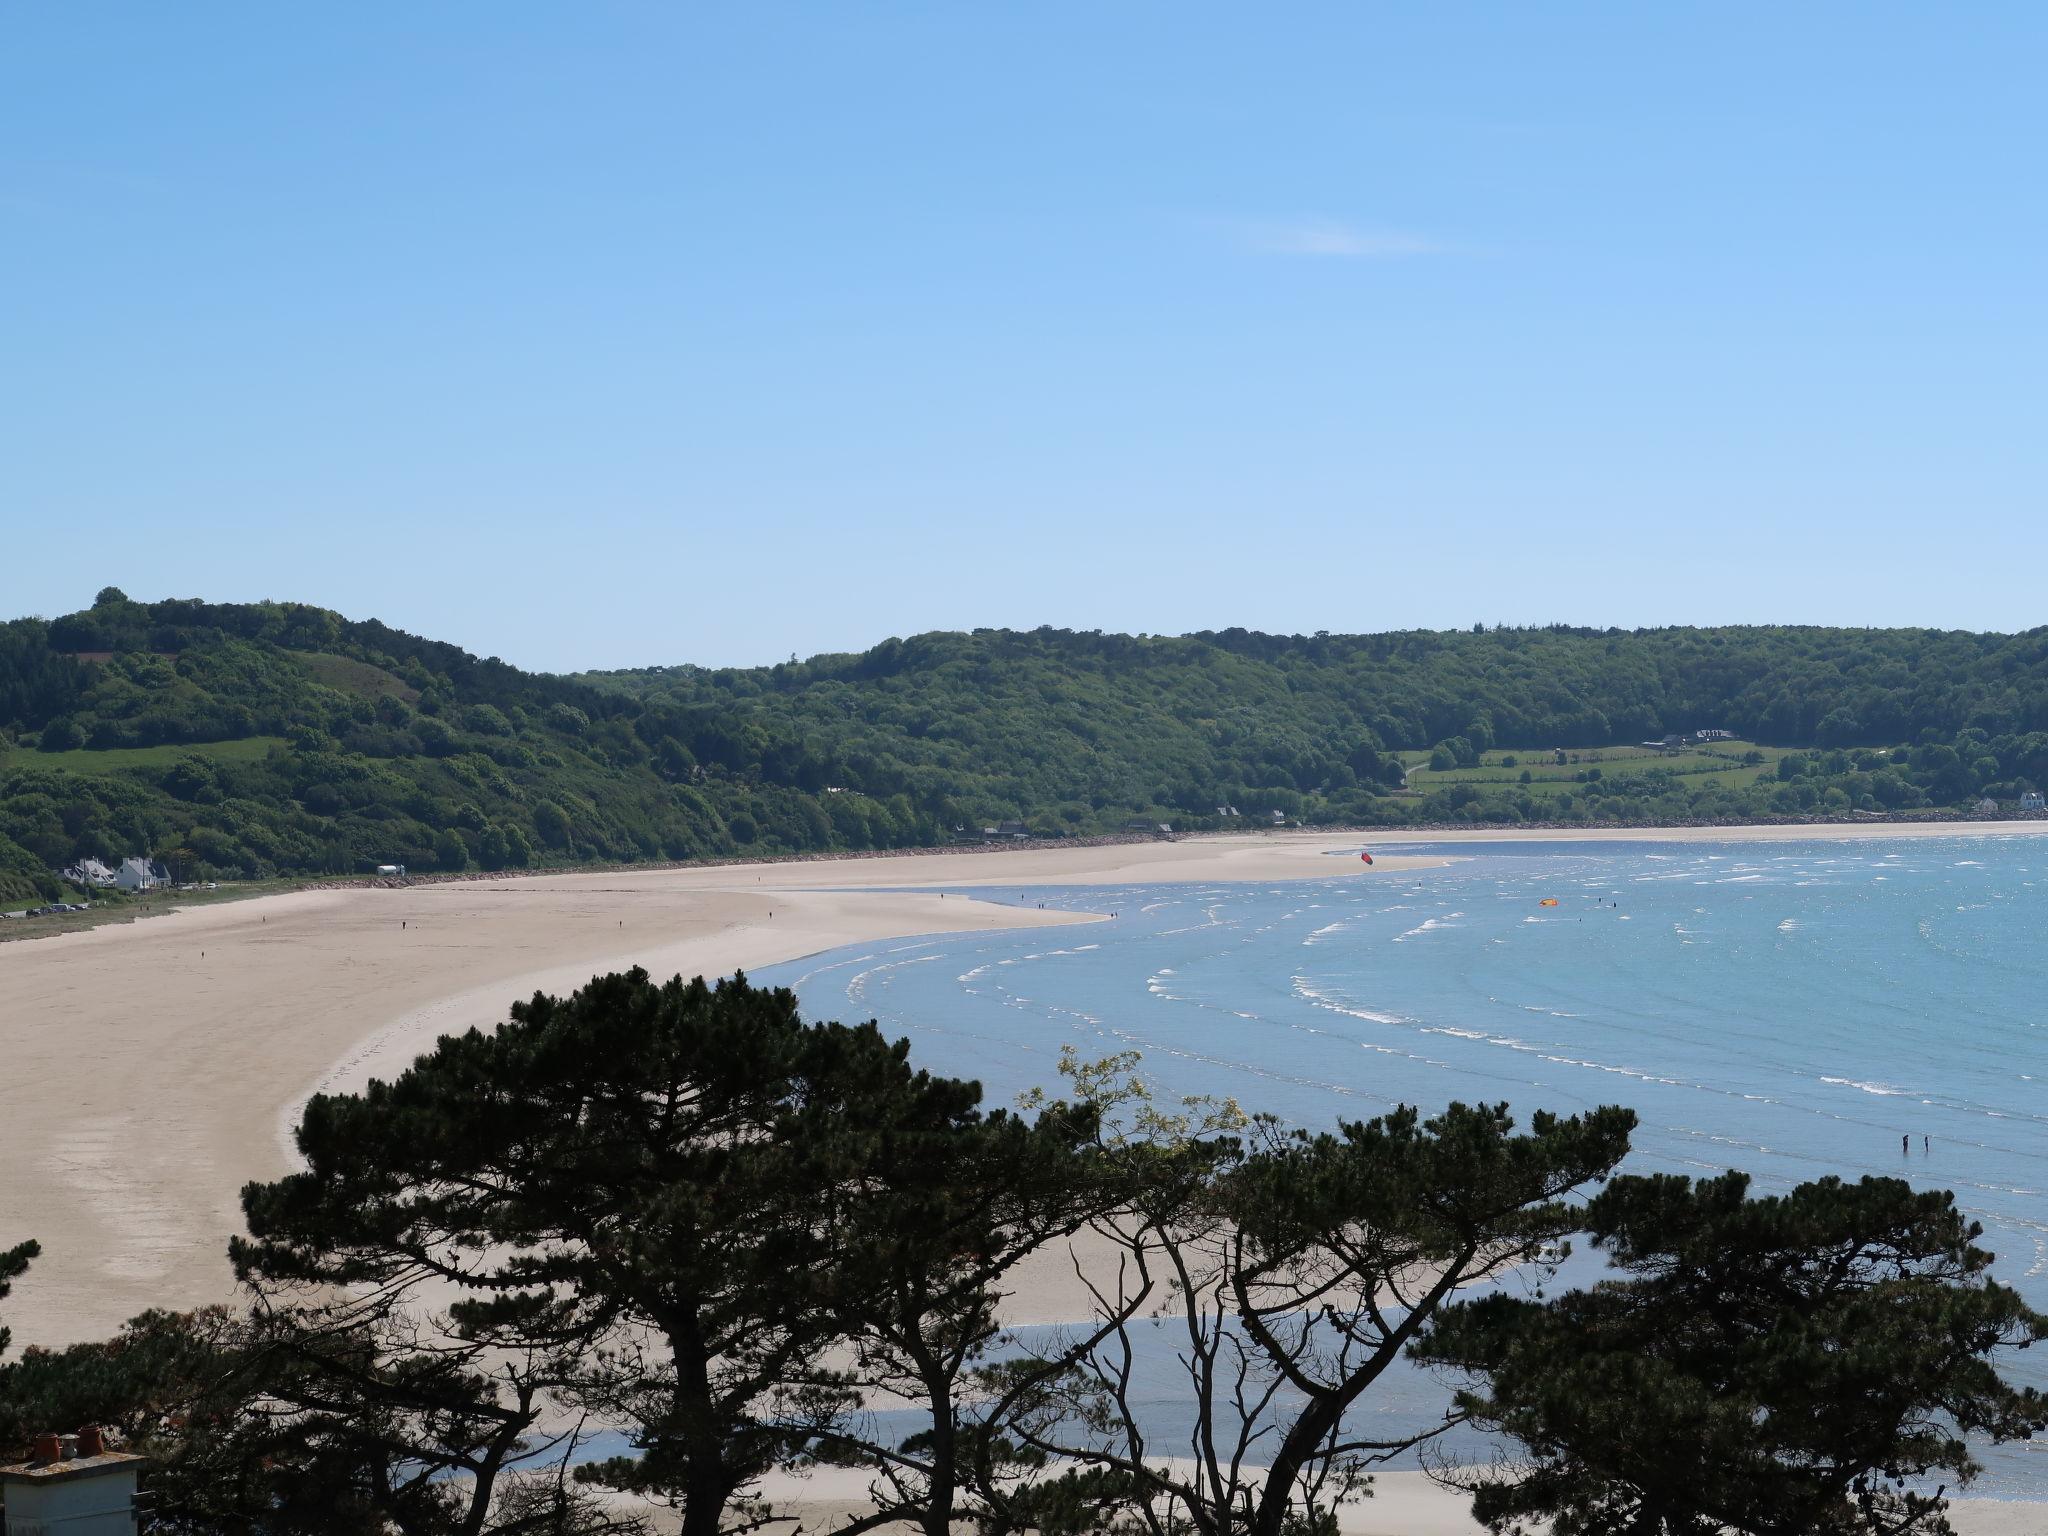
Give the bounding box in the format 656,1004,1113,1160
6,591,2048,899
0,589,945,900
579,623,2048,832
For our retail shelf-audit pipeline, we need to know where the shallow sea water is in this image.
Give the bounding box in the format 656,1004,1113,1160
762,836,2048,1493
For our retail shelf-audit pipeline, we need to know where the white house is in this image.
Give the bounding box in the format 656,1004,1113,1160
62,858,118,888
2023,791,2045,813
115,858,166,892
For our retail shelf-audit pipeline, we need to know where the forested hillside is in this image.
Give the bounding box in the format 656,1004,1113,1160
586,622,2048,828
6,591,2048,901
0,590,945,903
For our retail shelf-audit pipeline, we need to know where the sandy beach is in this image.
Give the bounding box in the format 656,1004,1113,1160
0,833,1445,1348
5,825,2045,1532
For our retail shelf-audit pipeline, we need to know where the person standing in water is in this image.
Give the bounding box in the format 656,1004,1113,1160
1902,1133,1910,1155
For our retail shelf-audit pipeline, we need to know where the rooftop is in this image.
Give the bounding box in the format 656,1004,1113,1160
0,1449,147,1483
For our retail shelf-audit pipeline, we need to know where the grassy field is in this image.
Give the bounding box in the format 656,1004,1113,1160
292,650,421,704
1399,741,1789,794
0,736,289,775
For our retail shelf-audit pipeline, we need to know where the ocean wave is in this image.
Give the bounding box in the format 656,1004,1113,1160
844,953,940,1003
1394,912,1464,942
1819,1076,1910,1097
1290,974,1409,1026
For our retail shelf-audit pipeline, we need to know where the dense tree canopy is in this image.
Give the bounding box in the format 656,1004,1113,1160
10,591,2048,894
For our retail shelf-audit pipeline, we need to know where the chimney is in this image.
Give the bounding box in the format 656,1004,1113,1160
1,1429,145,1534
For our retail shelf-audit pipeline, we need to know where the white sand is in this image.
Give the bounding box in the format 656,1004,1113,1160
0,883,1094,1347
0,833,1439,1347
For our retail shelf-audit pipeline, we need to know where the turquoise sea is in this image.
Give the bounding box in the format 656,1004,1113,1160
761,836,2048,1494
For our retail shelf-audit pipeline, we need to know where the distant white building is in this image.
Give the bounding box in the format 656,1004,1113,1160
115,857,166,891
2023,791,2045,813
62,858,118,888
1695,728,1735,742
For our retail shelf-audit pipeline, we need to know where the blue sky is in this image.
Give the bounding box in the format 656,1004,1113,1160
4,6,2043,670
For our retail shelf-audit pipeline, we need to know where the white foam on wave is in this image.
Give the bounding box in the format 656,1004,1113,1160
1820,1076,1910,1097
1290,974,1408,1026
1776,918,1799,933
1394,911,1464,942
845,952,940,1003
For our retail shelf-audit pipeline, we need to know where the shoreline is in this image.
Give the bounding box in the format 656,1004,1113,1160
12,816,2048,948
1352,819,2048,846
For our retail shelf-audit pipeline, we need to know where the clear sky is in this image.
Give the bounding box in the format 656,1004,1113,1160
4,6,2043,671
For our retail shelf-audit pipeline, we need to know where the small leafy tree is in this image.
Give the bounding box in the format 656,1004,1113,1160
1417,1172,2048,1536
